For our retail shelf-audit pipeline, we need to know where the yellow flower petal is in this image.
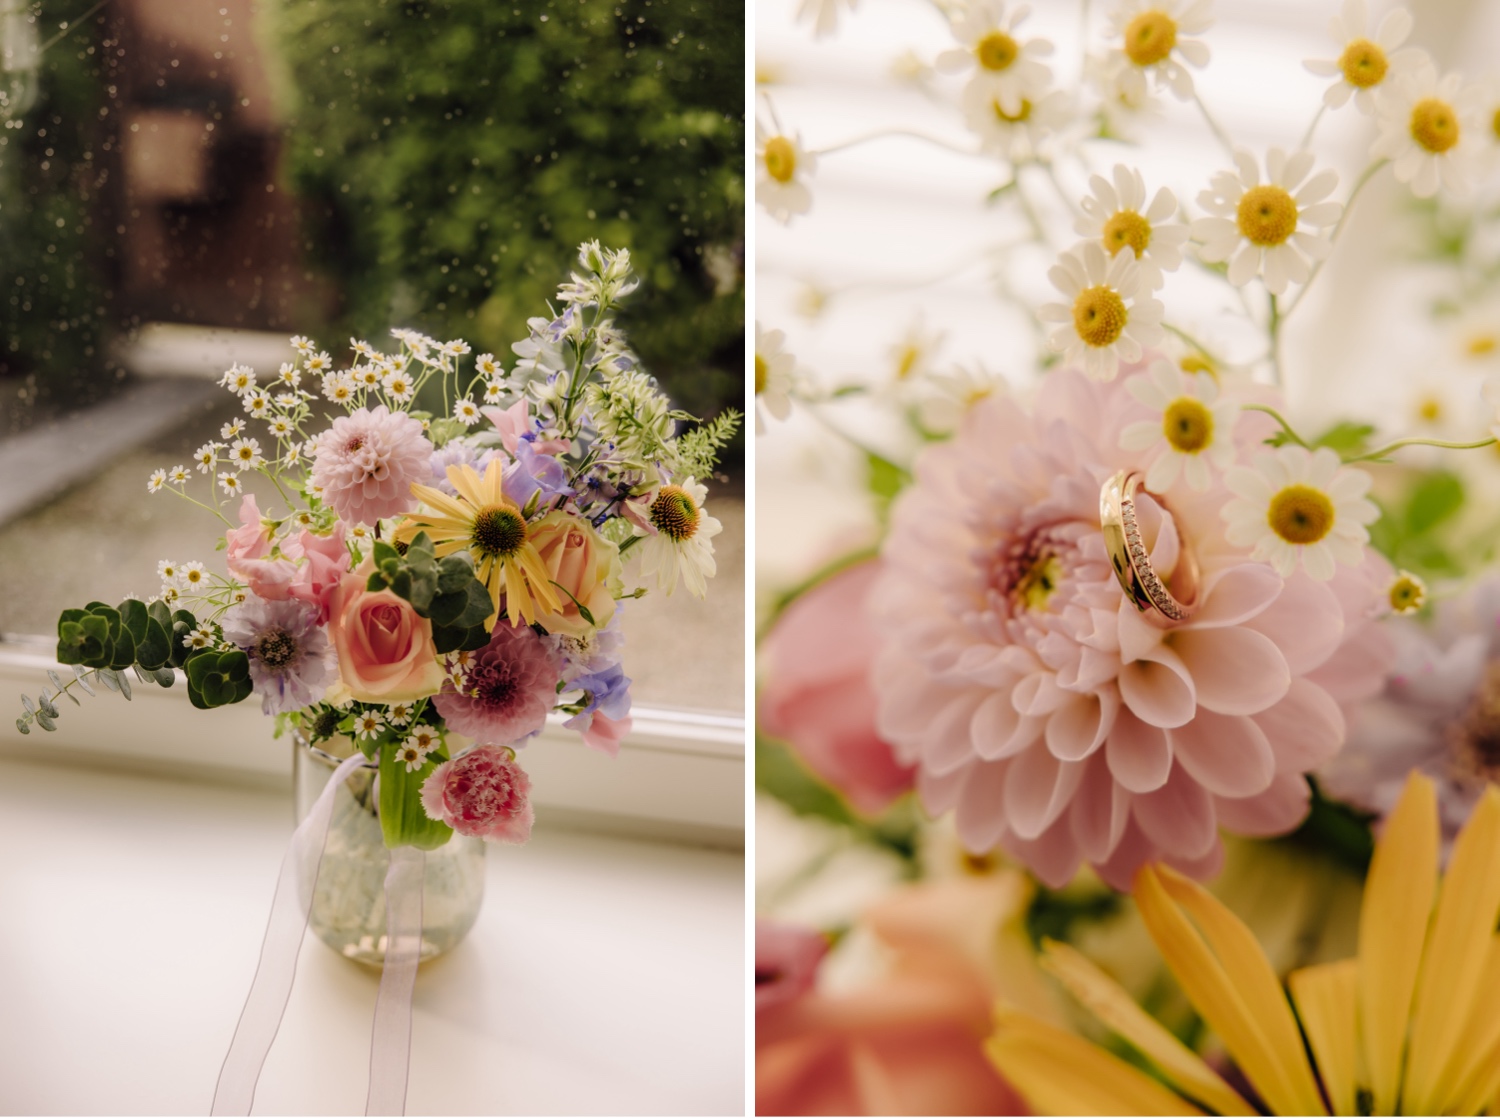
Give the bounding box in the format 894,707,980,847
445,463,489,509
409,482,474,523
1136,865,1327,1116
1039,939,1254,1116
1288,960,1358,1117
517,543,564,613
1357,772,1438,1116
1405,783,1500,1115
987,1008,1204,1116
1445,937,1500,1114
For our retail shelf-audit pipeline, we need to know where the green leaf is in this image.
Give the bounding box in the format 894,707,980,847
153,667,176,688
1311,421,1376,456
1405,470,1465,536
35,710,55,731
118,598,150,646
15,718,29,736
377,743,454,851
169,610,199,668
185,650,253,709
865,450,910,510
71,666,95,696
115,670,132,701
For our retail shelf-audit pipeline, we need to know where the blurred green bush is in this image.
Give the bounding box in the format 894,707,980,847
274,0,745,427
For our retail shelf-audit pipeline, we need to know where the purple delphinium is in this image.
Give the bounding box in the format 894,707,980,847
220,595,333,715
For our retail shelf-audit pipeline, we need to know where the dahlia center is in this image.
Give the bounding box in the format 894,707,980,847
1072,286,1128,348
475,668,518,709
345,435,365,453
1267,484,1334,545
755,354,767,394
991,98,1033,124
471,505,527,558
651,486,700,542
1161,397,1213,453
1236,185,1298,247
1013,550,1064,611
1123,11,1177,67
1410,98,1459,153
975,30,1019,71
1450,661,1500,784
253,628,298,669
1337,38,1387,88
763,136,797,184
1102,210,1152,257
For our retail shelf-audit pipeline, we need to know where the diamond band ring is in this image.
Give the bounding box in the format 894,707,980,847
1099,469,1200,624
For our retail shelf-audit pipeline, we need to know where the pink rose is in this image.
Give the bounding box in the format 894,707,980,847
288,524,349,623
419,744,534,842
327,557,446,703
760,560,916,816
756,920,828,1013
224,494,298,601
528,511,621,638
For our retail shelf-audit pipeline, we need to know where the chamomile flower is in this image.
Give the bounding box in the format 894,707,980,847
158,559,181,585
161,585,182,604
220,364,256,394
382,369,416,403
350,338,374,358
229,437,265,471
475,353,503,378
1386,569,1427,614
756,119,817,224
221,418,246,440
147,468,167,494
482,381,506,404
1106,0,1212,101
936,0,1054,119
218,472,243,496
194,443,221,473
1038,240,1165,380
797,0,857,37
180,561,207,589
1223,445,1378,580
1304,0,1424,114
283,442,304,468
323,373,357,406
267,415,295,439
1088,51,1163,140
349,523,372,543
1190,148,1342,296
1371,61,1484,198
888,317,946,386
186,627,214,650
353,364,384,391
960,84,1071,161
919,361,1006,433
231,589,248,605
168,465,191,485
274,393,298,409
292,509,316,528
304,351,333,374
754,322,795,431
243,390,272,419
397,734,438,773
453,397,482,426
1119,360,1238,491
635,477,723,598
276,362,301,389
1075,164,1188,290
290,335,315,356
353,710,385,740
441,340,471,358
386,701,414,727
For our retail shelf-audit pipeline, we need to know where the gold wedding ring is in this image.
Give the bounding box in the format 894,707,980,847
1100,470,1200,623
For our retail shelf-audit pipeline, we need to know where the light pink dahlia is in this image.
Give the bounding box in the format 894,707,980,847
433,623,561,745
420,744,534,842
310,405,432,525
872,366,1394,890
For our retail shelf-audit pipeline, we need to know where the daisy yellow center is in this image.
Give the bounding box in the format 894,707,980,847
471,505,527,558
1014,551,1063,611
763,136,797,183
253,628,298,669
1466,332,1496,357
1338,38,1388,88
895,344,922,378
651,485,700,542
1411,97,1459,153
1236,184,1299,247
1493,107,1500,140
991,98,1032,124
1123,11,1177,67
1102,210,1152,257
401,747,422,764
1161,397,1213,453
1267,484,1334,545
1388,572,1426,613
975,30,1019,72
1417,394,1443,422
1072,286,1128,348
1179,352,1215,375
755,354,767,394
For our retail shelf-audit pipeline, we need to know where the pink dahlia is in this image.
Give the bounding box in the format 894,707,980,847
872,366,1394,890
420,744,534,842
310,405,432,525
433,623,561,744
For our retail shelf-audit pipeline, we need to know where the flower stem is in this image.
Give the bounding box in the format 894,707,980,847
1296,104,1326,152
813,129,980,158
1343,435,1498,463
1283,159,1387,319
1191,90,1236,161
172,488,234,527
1267,292,1283,388
1242,404,1312,449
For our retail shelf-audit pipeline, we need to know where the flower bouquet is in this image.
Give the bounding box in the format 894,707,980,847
756,0,1500,1112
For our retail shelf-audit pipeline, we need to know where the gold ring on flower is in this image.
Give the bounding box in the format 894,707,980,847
1099,469,1200,624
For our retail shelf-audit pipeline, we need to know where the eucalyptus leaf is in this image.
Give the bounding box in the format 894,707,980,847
15,717,29,736
35,711,56,731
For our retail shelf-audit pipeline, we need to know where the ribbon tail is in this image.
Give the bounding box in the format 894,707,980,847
211,752,368,1116
365,844,425,1116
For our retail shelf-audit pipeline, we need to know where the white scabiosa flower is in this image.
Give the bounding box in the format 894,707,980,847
1371,61,1484,198
756,120,816,224
937,0,1054,119
1074,164,1188,290
1304,0,1424,114
1222,445,1378,581
754,322,795,432
636,478,723,598
1191,149,1341,296
1119,359,1238,490
959,84,1071,161
1106,0,1212,101
1038,241,1165,381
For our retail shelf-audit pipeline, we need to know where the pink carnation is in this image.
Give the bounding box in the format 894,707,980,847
433,623,561,745
311,405,432,525
420,745,534,842
873,367,1393,890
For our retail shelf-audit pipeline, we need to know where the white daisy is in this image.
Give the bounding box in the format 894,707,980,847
304,351,333,374
888,317,946,386
482,381,506,404
229,437,265,471
293,509,316,528
186,627,214,650
441,340,470,357
386,701,414,727
267,415,295,439
276,362,301,388
243,390,272,419
1088,52,1163,140
180,561,207,589
396,736,437,773
383,372,416,403
754,322,795,432
1190,148,1342,296
353,711,385,740
959,84,1071,161
1371,61,1484,198
161,585,182,604
1119,359,1239,491
1222,445,1378,581
220,364,256,395
349,523,371,543
221,418,246,440
289,335,315,356
283,442,304,468
1074,164,1188,290
1106,0,1212,101
274,393,298,408
475,353,503,378
797,0,856,38
147,468,167,494
936,0,1054,119
1304,0,1425,114
323,373,357,405
168,465,191,485
636,477,723,598
1386,569,1427,615
756,119,817,225
353,364,384,391
350,338,374,358
218,472,243,496
918,362,1007,434
194,443,221,473
453,398,482,426
157,559,181,586
1037,240,1165,380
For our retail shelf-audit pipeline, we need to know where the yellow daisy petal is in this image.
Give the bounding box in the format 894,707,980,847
1357,771,1438,1117
503,558,534,626
409,482,474,523
446,463,488,509
987,1008,1204,1116
516,543,564,614
1288,960,1358,1117
1039,940,1254,1116
431,538,470,558
478,457,506,504
1445,937,1500,1114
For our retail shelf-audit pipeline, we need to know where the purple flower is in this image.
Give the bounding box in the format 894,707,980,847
220,596,333,715
563,663,632,732
501,440,573,508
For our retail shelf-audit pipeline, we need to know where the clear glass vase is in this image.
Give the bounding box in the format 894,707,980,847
292,734,486,966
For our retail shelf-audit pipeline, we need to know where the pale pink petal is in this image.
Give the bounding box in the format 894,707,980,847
1244,571,1344,674
1119,647,1197,728
1172,627,1290,715
1187,563,1283,628
953,761,1010,851
1134,765,1219,858
1104,705,1173,793
1044,689,1118,762
1251,678,1346,773
1213,773,1311,836
1004,746,1086,840
1169,709,1276,797
1069,757,1132,862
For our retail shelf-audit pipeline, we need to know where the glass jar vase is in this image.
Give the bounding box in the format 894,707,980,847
292,734,486,965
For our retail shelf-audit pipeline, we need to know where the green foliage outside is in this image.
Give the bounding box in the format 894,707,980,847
272,0,745,430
